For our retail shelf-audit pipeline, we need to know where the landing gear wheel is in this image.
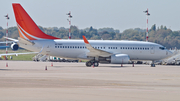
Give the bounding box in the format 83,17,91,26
86,61,92,67
94,61,99,67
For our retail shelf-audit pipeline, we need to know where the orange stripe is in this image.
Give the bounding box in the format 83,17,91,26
18,26,36,40
17,28,25,39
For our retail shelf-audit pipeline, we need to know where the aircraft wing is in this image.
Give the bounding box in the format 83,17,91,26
82,36,112,57
0,52,38,57
0,46,44,57
0,41,14,43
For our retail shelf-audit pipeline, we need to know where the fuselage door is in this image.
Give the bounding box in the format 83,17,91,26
150,45,155,54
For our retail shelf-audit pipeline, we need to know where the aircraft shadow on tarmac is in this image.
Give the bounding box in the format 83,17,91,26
0,69,14,71
99,66,129,68
52,65,129,68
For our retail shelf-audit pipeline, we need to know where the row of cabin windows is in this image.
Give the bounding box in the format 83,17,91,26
55,46,86,49
55,46,149,50
120,47,149,50
108,47,149,50
93,47,106,49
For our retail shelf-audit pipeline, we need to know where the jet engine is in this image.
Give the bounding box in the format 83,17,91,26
109,54,130,64
11,43,19,51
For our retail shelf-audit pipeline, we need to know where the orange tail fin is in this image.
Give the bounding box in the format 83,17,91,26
12,3,60,40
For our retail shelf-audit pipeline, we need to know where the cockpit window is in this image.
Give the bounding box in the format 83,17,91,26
159,47,165,50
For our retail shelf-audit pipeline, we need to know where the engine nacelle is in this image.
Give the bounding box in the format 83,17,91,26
11,43,19,51
110,54,130,64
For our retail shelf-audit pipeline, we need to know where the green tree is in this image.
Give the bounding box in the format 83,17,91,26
151,24,156,31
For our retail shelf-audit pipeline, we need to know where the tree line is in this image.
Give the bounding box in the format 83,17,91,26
0,24,180,49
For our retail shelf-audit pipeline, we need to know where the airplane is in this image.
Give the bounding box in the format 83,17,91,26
0,3,173,67
0,46,9,49
0,41,18,50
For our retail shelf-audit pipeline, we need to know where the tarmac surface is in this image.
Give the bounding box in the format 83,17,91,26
0,61,180,101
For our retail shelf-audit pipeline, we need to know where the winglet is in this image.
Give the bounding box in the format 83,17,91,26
82,35,89,44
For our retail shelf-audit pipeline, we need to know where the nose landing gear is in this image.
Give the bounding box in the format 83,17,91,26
151,60,155,67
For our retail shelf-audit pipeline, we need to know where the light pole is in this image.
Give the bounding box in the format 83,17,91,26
5,14,9,59
144,9,150,42
67,11,72,39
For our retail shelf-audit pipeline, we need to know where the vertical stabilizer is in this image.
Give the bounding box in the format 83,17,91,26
12,3,60,40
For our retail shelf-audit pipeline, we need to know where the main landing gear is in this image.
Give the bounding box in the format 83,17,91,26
86,60,99,67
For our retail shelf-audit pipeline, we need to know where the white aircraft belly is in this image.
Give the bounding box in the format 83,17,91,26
50,48,87,58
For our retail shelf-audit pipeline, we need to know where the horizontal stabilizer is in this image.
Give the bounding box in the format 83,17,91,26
4,37,18,42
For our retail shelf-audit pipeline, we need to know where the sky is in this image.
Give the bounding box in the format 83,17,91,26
0,0,180,32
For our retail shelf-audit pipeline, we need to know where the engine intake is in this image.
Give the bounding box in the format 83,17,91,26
11,43,19,51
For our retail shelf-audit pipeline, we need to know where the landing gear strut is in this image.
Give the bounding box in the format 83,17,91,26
151,60,155,67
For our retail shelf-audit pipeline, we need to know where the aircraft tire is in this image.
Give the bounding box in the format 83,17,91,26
86,61,92,67
94,61,99,67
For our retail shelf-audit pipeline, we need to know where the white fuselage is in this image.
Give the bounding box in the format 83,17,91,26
19,39,172,61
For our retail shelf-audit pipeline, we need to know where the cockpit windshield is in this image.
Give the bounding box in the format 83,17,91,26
159,47,165,50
